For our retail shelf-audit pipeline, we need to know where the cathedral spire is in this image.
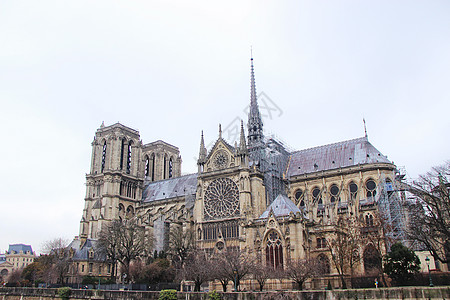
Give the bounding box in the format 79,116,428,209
198,131,207,164
247,56,264,145
239,120,248,154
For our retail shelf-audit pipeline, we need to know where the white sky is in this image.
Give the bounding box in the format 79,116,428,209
1,1,449,254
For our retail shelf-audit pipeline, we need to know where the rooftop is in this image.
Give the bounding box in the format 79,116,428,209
286,137,392,178
142,173,198,202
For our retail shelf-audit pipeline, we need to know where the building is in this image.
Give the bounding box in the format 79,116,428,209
69,58,405,288
0,244,36,282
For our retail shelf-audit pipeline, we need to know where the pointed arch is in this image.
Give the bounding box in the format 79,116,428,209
151,153,155,181
317,254,330,274
145,155,150,177
163,154,167,179
168,157,173,178
265,230,284,269
120,139,126,170
101,140,107,173
363,244,381,275
126,140,133,174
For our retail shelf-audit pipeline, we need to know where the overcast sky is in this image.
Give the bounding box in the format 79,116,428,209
1,1,449,254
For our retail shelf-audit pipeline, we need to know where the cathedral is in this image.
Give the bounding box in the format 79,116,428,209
67,58,400,289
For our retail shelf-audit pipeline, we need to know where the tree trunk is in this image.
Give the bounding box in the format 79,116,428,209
340,275,347,289
221,281,227,292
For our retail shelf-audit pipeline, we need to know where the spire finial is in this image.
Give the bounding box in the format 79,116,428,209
198,130,207,164
239,120,248,154
363,118,368,138
247,54,263,145
219,124,222,138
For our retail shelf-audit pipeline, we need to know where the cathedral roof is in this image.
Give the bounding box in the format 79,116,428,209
286,137,392,178
142,173,198,202
259,194,301,219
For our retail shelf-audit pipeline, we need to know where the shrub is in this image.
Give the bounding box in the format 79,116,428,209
159,289,177,300
57,287,72,300
208,290,221,300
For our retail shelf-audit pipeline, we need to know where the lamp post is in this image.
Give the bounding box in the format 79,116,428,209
233,268,238,292
425,256,433,287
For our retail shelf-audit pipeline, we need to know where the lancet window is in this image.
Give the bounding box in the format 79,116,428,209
126,141,132,174
202,220,240,240
366,179,377,199
101,141,107,173
266,230,283,269
349,182,358,201
330,184,340,203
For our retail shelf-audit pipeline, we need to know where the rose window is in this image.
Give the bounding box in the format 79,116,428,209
204,177,239,220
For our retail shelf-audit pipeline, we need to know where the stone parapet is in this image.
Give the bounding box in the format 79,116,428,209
1,287,450,300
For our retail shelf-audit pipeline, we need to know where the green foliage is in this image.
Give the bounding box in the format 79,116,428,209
158,289,177,300
81,276,112,285
208,290,222,300
57,287,72,300
384,242,421,286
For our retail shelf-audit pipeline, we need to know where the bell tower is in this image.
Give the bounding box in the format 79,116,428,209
79,123,144,239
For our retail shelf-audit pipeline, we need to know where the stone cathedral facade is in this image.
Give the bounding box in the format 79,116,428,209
67,58,400,288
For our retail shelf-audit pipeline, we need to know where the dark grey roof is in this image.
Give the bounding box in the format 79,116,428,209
260,194,301,218
286,137,392,178
68,238,105,261
8,244,33,254
142,173,198,202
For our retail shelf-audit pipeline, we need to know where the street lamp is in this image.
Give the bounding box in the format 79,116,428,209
425,256,433,287
233,268,238,292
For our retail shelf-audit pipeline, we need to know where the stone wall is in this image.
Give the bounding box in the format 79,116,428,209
1,287,449,300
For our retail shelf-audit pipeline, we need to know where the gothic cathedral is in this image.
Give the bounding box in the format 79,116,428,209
67,58,400,289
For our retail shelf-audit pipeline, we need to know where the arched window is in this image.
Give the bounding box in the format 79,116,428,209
118,203,125,220
365,213,374,226
300,200,305,209
265,231,283,269
101,141,107,173
366,179,377,199
317,254,330,274
151,153,155,181
385,178,393,196
126,141,133,174
363,244,381,275
349,182,358,201
312,187,321,203
169,158,173,178
294,189,303,204
330,184,340,203
120,139,125,170
126,205,134,218
145,155,150,177
163,155,167,179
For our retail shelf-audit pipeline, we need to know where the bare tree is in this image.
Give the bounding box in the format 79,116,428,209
213,248,254,291
40,238,70,285
406,161,450,265
98,220,122,281
182,250,212,291
168,225,196,269
250,260,275,291
98,218,151,282
284,258,320,290
210,256,230,292
359,212,390,286
325,217,362,289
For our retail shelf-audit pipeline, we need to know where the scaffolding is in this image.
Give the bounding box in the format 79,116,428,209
259,137,291,204
376,169,408,250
